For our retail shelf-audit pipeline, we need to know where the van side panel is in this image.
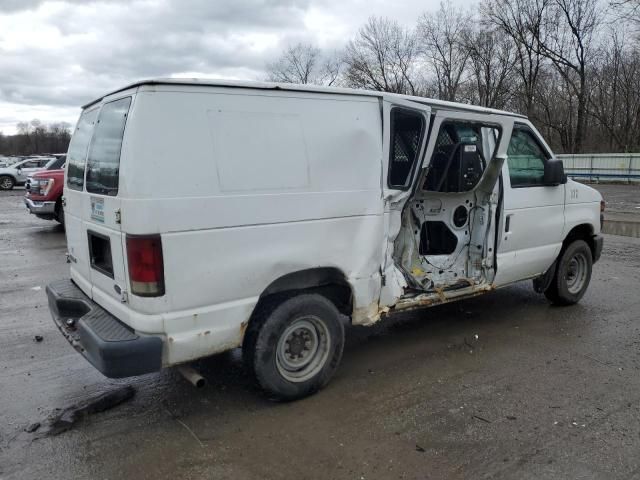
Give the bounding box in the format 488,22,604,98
119,88,384,364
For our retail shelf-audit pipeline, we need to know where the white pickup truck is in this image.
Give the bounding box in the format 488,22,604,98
47,79,603,400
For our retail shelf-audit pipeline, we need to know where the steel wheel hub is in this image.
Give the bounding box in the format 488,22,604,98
276,316,331,383
566,252,588,294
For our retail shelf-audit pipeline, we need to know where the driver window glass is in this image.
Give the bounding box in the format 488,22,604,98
507,129,547,187
423,121,499,192
388,108,425,189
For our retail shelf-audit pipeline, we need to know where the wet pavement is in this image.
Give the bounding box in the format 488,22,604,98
589,183,640,237
2,187,640,479
593,183,640,221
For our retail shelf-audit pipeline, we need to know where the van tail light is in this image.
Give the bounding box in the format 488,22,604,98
126,235,165,297
600,200,605,230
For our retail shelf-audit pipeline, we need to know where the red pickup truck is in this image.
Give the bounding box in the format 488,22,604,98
24,168,65,226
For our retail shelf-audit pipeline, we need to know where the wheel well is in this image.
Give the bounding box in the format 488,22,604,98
255,267,354,318
563,224,595,259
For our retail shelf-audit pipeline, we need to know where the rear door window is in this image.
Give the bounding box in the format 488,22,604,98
388,108,426,189
67,108,98,190
86,97,131,196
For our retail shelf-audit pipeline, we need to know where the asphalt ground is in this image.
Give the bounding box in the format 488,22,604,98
590,183,640,237
594,183,640,221
1,185,640,480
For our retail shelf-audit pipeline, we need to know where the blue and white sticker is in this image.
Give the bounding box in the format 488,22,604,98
90,196,105,223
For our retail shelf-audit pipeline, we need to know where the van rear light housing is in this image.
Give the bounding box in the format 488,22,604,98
126,234,165,297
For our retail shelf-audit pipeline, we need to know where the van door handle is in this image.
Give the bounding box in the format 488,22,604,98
505,214,513,232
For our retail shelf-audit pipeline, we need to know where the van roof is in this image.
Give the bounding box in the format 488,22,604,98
84,78,526,118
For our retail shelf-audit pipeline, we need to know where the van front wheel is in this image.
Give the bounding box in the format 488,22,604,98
244,294,345,401
544,240,593,305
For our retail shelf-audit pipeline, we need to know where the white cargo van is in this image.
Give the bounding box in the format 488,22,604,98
47,79,603,399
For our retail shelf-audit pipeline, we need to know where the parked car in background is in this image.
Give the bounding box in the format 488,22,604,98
25,155,66,190
0,157,54,190
24,166,65,226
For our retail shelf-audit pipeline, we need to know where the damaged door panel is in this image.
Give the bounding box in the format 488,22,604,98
386,110,514,311
379,98,432,309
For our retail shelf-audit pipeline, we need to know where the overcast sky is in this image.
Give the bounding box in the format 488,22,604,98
0,0,448,135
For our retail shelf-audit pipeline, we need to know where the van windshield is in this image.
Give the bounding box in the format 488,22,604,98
67,108,98,190
85,97,131,196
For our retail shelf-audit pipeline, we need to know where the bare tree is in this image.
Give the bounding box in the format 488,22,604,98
16,121,30,135
610,0,640,26
264,0,640,154
417,1,471,102
343,16,420,94
463,27,516,108
589,33,640,151
534,67,578,151
266,43,341,86
482,0,546,116
533,0,600,152
0,120,71,156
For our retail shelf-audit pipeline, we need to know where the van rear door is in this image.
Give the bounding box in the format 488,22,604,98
380,98,432,304
65,95,132,307
65,107,99,291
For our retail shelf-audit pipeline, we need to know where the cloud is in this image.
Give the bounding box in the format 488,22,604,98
0,0,441,134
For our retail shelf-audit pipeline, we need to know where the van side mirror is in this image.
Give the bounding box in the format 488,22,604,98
543,158,566,186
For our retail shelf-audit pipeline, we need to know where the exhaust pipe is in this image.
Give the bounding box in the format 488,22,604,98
177,365,206,388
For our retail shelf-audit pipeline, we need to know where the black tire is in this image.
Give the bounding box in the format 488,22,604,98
55,199,65,227
243,293,345,401
544,240,593,306
0,175,15,190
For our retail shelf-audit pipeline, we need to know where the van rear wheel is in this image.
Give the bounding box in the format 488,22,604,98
244,294,345,401
544,240,593,306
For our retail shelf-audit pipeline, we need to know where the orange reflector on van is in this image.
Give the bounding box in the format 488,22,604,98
126,235,165,297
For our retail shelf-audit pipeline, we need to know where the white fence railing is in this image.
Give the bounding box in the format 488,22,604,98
557,153,640,183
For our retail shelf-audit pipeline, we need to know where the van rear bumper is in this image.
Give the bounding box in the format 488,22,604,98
46,279,163,378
